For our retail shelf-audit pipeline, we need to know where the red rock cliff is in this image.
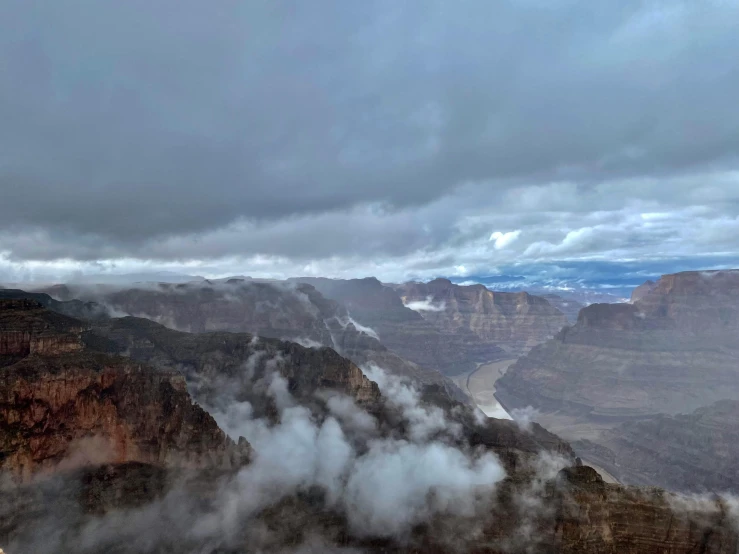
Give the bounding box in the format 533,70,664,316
0,300,248,482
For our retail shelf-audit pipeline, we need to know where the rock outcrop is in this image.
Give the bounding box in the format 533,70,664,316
0,288,109,321
43,280,467,401
1,293,738,553
546,466,738,554
82,314,577,466
395,278,568,357
85,314,383,419
574,400,739,493
630,279,657,302
0,300,247,482
293,276,508,376
541,294,585,323
496,270,739,420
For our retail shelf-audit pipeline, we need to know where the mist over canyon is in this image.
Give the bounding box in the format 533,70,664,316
1,268,739,552
3,0,739,551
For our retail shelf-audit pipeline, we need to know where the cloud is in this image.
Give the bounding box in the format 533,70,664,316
510,406,541,432
335,315,380,341
403,295,447,312
2,369,505,552
489,230,521,250
1,1,739,282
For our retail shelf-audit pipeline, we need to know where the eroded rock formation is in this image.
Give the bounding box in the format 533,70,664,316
0,300,247,482
293,276,509,376
395,278,568,357
42,279,467,401
2,290,738,553
496,270,739,420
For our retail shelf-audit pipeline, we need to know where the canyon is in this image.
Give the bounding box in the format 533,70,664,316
495,270,739,492
2,289,738,552
38,280,469,403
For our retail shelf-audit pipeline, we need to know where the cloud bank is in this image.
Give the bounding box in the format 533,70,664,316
1,1,738,284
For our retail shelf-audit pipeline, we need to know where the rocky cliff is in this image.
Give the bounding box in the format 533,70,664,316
292,276,509,376
630,279,657,302
496,270,739,420
0,288,109,321
44,280,467,401
395,278,568,357
85,314,383,420
1,295,738,553
544,466,738,554
574,400,739,493
0,300,247,482
541,294,585,323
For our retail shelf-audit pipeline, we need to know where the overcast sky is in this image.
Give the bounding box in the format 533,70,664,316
1,0,739,287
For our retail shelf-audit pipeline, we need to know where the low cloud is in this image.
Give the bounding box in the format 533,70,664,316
489,230,521,250
4,368,507,552
403,296,447,313
510,406,540,432
335,315,380,341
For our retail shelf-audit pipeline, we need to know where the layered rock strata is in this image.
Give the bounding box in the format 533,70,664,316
0,300,247,482
395,278,568,357
574,400,739,493
496,270,739,420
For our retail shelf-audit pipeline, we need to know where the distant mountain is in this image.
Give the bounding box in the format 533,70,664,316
291,276,508,376
495,269,739,493
497,270,739,420
394,278,568,358
36,279,469,403
539,294,585,323
291,277,569,376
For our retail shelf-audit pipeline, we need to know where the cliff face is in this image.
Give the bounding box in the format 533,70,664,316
630,279,657,302
395,278,568,357
496,270,739,420
545,466,738,554
0,288,108,321
0,298,86,359
83,315,576,466
0,300,247,482
541,294,585,324
292,276,508,377
574,400,739,493
1,296,738,553
85,315,383,418
48,280,467,401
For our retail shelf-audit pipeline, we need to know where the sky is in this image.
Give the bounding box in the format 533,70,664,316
1,0,739,289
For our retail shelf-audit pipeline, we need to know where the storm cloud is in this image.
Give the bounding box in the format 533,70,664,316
1,1,738,283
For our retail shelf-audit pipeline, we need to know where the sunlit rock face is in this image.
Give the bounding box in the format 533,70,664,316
496,270,739,420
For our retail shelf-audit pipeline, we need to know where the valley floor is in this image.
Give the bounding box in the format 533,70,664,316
465,358,517,419
458,358,622,484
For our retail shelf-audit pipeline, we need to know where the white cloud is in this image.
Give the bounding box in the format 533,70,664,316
403,296,447,312
489,230,521,250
